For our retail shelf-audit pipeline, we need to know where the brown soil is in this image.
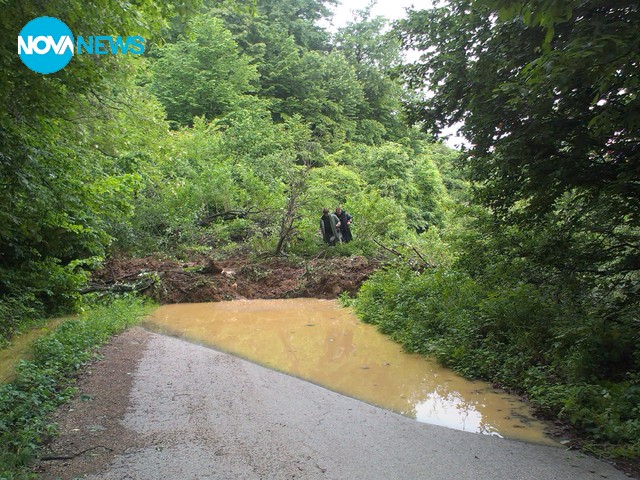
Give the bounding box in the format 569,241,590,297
89,254,378,304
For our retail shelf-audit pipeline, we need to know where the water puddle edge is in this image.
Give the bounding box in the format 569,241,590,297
145,299,558,446
0,318,66,383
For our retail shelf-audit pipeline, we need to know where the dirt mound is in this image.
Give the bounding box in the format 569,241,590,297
88,255,378,304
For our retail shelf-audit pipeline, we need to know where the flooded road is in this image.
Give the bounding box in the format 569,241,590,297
146,299,555,445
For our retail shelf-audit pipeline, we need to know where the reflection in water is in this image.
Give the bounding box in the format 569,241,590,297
415,391,496,436
146,299,557,446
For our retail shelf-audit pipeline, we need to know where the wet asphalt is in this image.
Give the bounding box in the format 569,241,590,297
86,331,629,480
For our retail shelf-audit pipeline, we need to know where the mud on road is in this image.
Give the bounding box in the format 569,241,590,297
33,255,637,479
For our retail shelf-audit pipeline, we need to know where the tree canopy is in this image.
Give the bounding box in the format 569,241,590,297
399,0,639,308
151,15,258,128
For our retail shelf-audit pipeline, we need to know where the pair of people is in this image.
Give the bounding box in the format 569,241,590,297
319,207,353,246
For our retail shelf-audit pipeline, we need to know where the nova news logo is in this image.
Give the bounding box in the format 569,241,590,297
18,16,145,74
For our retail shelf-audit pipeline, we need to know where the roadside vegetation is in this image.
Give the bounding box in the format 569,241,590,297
0,0,637,472
0,297,147,479
352,0,639,460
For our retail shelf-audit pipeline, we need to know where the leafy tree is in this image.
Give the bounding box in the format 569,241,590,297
275,164,311,255
306,164,365,210
412,154,448,228
334,8,406,142
398,2,640,353
245,27,307,122
283,50,365,145
391,0,640,454
255,0,336,51
398,1,639,282
212,0,335,52
150,15,258,128
350,143,424,230
127,112,287,252
207,2,369,147
0,63,169,325
344,190,410,252
418,142,469,203
0,0,198,336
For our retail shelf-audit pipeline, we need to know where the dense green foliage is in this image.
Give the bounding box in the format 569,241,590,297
150,15,258,128
349,0,639,458
0,0,197,340
1,0,638,464
355,257,640,456
0,297,147,479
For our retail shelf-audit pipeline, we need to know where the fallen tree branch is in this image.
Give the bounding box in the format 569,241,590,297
80,274,158,294
40,445,113,461
198,208,262,226
372,239,403,257
80,283,142,294
410,245,437,269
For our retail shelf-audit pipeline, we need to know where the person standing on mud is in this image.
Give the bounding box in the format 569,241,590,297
319,208,341,246
335,207,353,243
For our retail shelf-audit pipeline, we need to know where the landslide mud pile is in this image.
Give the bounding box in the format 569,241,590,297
88,255,378,303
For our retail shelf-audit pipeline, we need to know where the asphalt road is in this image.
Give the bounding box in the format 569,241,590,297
82,331,628,480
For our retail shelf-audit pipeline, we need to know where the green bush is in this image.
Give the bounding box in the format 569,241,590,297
0,294,43,346
354,266,483,359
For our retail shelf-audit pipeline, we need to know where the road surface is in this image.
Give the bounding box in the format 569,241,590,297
38,328,629,480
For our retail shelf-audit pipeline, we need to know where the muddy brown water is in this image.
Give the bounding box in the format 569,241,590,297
145,298,558,446
0,318,65,383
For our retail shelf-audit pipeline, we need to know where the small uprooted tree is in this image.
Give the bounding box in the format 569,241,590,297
275,159,312,256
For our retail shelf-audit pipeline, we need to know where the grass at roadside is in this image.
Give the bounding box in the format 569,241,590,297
0,296,149,479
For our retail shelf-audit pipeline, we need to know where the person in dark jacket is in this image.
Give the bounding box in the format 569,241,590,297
335,207,353,243
319,208,341,245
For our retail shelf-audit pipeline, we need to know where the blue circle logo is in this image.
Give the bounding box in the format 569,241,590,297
18,17,74,74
